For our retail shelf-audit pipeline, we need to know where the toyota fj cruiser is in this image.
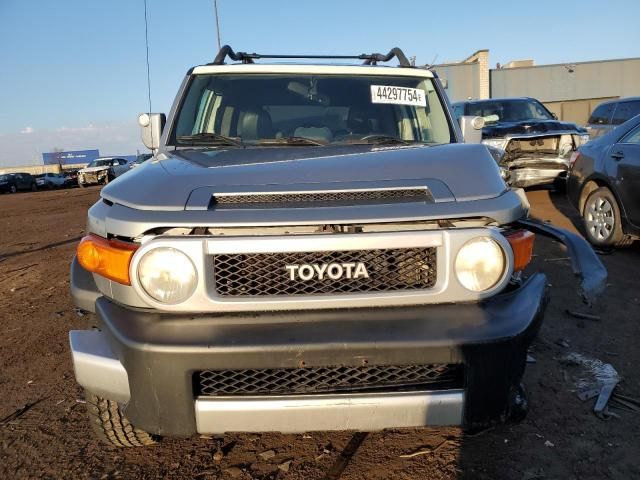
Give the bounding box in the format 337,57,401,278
69,46,606,447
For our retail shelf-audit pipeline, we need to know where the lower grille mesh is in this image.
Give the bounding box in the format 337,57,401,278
213,248,437,296
195,364,463,396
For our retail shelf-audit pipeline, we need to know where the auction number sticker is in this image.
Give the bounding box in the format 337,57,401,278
370,85,426,106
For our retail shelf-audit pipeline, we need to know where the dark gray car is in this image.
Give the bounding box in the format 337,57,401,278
586,97,640,140
568,114,640,247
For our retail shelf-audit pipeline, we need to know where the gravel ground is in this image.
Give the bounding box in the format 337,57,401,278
1,186,639,479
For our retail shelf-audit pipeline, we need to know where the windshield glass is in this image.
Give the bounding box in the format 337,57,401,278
0,175,7,181
466,99,554,122
87,159,111,168
171,74,452,146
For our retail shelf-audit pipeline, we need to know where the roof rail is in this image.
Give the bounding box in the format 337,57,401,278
210,45,412,67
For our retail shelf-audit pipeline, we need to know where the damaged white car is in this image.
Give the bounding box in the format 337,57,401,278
78,157,130,187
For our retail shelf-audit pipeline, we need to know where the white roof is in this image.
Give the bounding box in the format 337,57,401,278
192,63,434,78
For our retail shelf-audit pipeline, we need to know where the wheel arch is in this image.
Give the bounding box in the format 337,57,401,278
578,175,627,220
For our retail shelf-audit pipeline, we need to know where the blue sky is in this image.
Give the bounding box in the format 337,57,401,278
1,0,639,166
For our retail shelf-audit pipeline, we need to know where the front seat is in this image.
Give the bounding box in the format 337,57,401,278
236,108,274,140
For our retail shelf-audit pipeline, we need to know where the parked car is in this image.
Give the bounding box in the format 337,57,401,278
63,169,80,187
0,172,37,193
585,97,640,140
69,46,605,447
77,157,130,187
35,173,67,189
452,97,589,189
129,153,153,169
568,113,640,247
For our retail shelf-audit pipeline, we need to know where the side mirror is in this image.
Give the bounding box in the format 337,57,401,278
458,116,485,143
552,112,558,120
138,113,166,150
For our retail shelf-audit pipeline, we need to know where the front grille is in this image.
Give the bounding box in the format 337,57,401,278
195,364,463,396
82,173,98,183
212,188,432,207
213,248,437,296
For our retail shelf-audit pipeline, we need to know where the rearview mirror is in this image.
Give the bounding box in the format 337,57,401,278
138,113,166,150
458,116,485,143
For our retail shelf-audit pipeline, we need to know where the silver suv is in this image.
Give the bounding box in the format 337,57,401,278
69,46,605,447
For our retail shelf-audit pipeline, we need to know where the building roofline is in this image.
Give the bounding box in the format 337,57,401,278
493,56,640,71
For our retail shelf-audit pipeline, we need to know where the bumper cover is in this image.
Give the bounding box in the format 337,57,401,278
71,273,549,435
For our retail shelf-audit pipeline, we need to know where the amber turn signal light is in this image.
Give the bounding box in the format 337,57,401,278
506,230,535,272
76,234,138,285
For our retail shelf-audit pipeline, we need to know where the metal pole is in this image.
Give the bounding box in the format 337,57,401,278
214,0,221,50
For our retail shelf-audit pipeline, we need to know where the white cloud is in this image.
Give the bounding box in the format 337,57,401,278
0,121,146,167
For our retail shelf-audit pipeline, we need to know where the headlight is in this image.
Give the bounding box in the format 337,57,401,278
137,247,197,303
481,138,508,151
455,237,506,292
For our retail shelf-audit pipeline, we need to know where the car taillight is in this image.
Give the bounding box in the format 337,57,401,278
505,230,535,272
77,234,138,285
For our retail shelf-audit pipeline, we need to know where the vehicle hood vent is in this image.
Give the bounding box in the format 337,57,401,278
211,187,433,208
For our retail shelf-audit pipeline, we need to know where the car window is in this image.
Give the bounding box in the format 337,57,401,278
465,99,553,122
620,125,640,144
173,73,452,145
611,101,640,125
588,103,615,125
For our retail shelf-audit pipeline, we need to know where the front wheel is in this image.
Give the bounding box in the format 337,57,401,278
582,186,631,248
85,392,158,447
10,184,17,194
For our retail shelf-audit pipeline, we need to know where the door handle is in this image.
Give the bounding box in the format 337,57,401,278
611,151,624,160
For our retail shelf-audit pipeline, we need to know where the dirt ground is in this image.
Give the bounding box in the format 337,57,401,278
1,186,639,480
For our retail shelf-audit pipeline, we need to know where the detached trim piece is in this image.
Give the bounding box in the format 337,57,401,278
195,390,464,433
516,219,607,304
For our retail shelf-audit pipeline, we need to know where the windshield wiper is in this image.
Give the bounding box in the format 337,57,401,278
349,135,411,145
176,132,243,146
257,136,326,146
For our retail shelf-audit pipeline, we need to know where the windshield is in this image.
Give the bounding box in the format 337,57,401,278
87,159,111,168
171,74,452,146
0,175,7,181
466,99,554,122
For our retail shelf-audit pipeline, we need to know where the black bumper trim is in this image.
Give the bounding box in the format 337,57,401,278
93,274,548,436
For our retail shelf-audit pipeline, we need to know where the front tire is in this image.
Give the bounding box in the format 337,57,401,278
582,186,631,248
10,184,17,194
85,392,158,447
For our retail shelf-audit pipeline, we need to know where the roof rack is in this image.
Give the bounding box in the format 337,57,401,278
210,45,412,67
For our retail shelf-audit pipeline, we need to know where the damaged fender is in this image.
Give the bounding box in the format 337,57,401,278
515,218,607,305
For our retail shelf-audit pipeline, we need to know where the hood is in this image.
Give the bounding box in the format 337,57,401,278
80,166,110,173
101,143,508,211
483,119,587,138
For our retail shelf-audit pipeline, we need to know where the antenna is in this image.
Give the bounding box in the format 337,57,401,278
143,0,153,148
214,0,222,50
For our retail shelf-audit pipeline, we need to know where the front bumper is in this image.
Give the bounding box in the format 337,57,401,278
70,263,549,436
509,167,568,189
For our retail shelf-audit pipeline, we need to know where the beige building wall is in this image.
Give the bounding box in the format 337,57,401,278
491,57,640,124
491,57,640,102
434,50,490,103
0,163,87,175
434,62,481,102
